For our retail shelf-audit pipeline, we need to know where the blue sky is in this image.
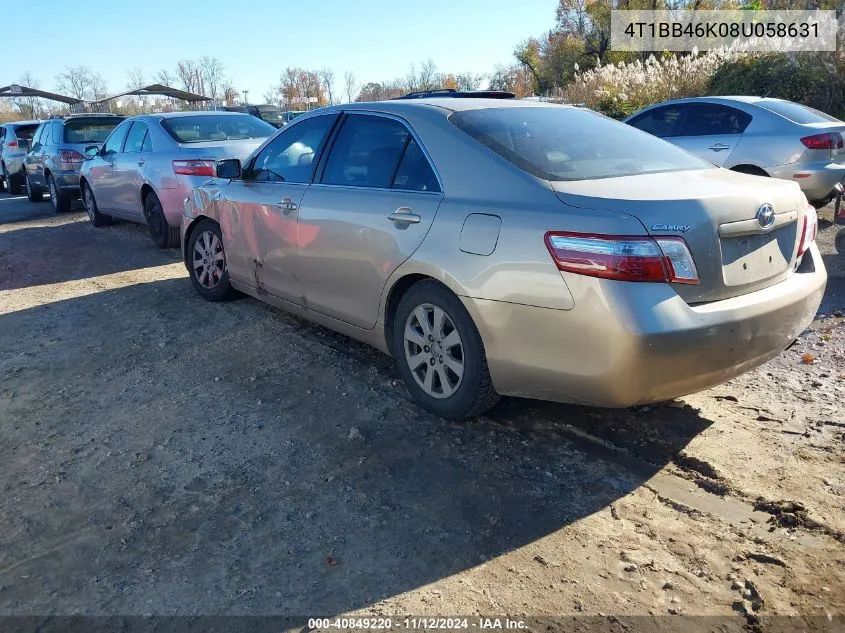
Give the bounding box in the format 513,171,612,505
9,0,557,100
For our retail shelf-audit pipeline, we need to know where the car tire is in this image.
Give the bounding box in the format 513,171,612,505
186,219,239,301
835,229,845,255
809,198,832,210
25,172,43,202
0,164,6,193
730,165,769,177
143,191,179,249
82,182,112,227
48,174,71,212
392,280,499,419
6,168,24,195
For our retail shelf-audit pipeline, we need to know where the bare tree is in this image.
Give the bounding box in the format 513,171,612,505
155,68,176,87
55,66,108,101
318,68,335,105
126,68,145,89
11,71,42,118
418,59,439,90
175,60,200,94
455,72,485,91
199,56,226,101
343,71,357,103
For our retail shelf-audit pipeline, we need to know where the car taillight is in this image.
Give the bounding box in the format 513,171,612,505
800,132,844,150
544,232,699,284
173,160,215,176
797,204,818,257
58,149,84,164
7,141,17,148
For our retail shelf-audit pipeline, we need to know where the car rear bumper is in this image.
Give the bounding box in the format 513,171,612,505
52,170,81,192
770,161,845,202
462,243,826,407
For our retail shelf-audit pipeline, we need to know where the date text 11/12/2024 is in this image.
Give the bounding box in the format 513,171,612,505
307,617,528,630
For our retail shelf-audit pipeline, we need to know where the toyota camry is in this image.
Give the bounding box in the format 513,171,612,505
181,92,826,419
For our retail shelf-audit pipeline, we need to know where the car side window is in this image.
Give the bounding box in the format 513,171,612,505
680,104,752,136
103,121,131,155
124,121,150,153
392,138,440,192
628,105,685,138
322,115,411,188
248,114,335,183
41,122,51,146
51,121,62,144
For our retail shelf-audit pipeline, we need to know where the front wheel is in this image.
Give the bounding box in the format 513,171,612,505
143,191,180,249
392,280,499,419
187,219,239,301
25,172,44,202
835,228,845,255
82,182,112,227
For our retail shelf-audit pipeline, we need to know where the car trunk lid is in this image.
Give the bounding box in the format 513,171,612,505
551,168,807,303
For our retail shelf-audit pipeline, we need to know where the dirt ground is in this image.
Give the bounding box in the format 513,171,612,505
0,193,843,631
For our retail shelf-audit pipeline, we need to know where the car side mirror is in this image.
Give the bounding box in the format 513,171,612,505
216,159,241,179
84,145,100,159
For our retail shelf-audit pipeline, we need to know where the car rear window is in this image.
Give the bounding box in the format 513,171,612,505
449,107,712,181
757,99,840,124
162,114,275,143
63,118,124,144
12,124,39,140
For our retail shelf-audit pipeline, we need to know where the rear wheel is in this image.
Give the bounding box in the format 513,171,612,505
835,228,845,255
187,219,238,301
143,190,179,249
82,182,111,227
6,168,23,195
0,163,6,192
393,280,499,419
25,171,43,202
48,174,71,212
809,197,833,210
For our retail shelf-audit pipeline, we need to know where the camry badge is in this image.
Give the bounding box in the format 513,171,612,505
756,203,775,229
651,224,691,233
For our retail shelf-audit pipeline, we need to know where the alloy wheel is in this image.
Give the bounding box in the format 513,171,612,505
48,177,57,209
83,186,94,222
404,303,464,399
192,230,225,290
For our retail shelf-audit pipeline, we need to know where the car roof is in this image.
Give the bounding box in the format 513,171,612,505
322,98,574,116
156,110,256,119
4,120,41,126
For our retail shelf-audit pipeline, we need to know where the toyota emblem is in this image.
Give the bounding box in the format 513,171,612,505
756,203,775,229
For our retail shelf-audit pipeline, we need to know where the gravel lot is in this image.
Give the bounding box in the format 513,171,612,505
0,192,843,629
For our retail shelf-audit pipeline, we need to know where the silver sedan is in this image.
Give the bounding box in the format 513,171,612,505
625,97,845,208
79,111,275,248
182,98,826,419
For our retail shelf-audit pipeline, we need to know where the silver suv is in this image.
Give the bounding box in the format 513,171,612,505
0,120,41,194
24,113,124,211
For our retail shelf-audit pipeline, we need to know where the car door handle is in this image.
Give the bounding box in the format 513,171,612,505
277,197,298,211
137,159,145,166
387,207,421,224
709,143,731,151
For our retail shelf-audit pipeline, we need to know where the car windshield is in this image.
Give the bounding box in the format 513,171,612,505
12,124,39,140
162,114,275,143
449,106,713,181
757,99,841,125
63,118,124,144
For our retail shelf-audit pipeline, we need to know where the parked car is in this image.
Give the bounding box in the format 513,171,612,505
216,104,286,128
181,95,826,418
24,114,125,211
625,97,845,209
0,120,41,194
80,111,275,248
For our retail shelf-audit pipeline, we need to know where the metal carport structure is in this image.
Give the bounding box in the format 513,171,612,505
87,84,212,112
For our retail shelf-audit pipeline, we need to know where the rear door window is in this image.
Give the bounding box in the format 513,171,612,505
392,138,440,192
322,115,410,188
627,105,685,138
123,121,150,153
680,104,752,136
